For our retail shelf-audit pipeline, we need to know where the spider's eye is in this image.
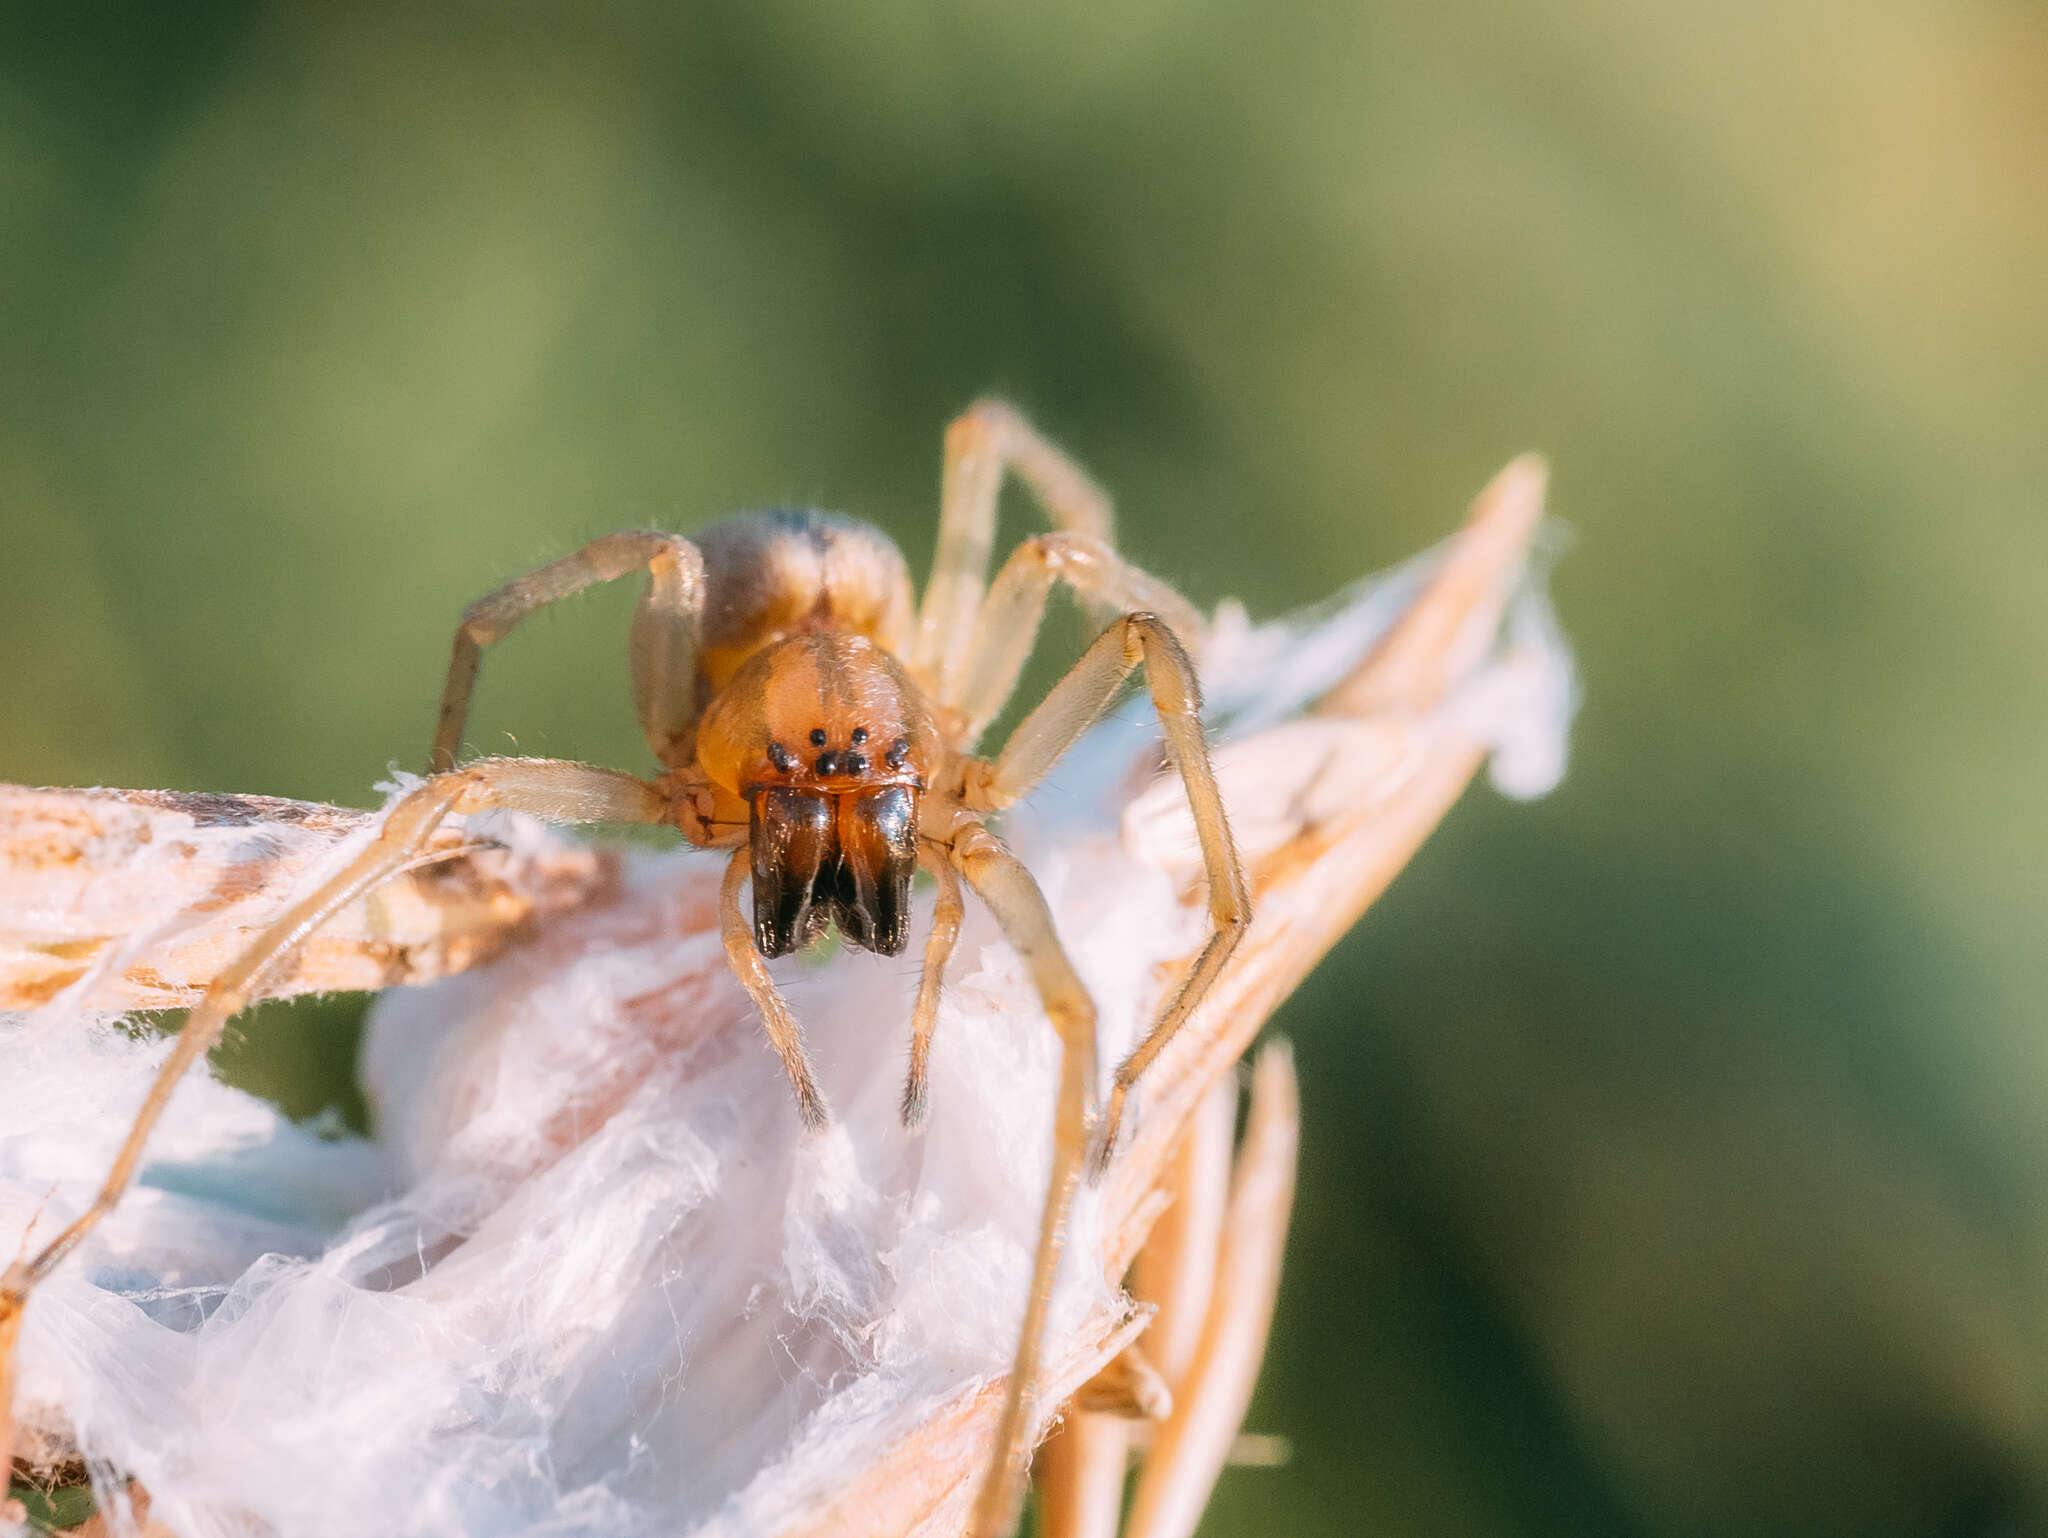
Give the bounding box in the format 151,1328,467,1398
767,741,796,773
850,727,868,746
809,728,828,747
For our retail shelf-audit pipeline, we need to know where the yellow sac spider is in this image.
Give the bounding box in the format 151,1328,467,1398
0,400,1249,1538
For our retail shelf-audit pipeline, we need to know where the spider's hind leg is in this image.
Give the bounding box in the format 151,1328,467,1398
950,531,1207,741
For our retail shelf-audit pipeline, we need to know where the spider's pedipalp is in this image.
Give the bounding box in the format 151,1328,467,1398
720,846,830,1131
903,844,966,1127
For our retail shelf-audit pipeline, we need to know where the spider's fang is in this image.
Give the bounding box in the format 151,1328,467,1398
751,788,833,957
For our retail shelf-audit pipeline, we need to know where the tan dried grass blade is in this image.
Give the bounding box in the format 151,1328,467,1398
0,788,613,1013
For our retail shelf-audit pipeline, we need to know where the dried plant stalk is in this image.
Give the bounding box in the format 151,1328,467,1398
0,788,613,1013
1122,1043,1298,1538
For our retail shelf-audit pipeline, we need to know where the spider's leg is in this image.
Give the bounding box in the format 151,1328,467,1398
971,613,1250,1171
717,848,830,1131
951,531,1206,738
0,757,669,1489
901,845,965,1128
949,818,1101,1538
913,400,1116,699
430,530,705,773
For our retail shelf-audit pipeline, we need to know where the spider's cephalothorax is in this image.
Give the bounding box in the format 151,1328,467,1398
700,629,939,957
0,403,1249,1538
687,511,941,959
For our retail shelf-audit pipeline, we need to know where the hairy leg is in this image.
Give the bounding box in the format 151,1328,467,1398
970,613,1250,1171
717,848,829,1131
951,531,1206,738
0,758,668,1487
902,846,965,1128
913,400,1117,700
430,530,706,773
950,820,1101,1538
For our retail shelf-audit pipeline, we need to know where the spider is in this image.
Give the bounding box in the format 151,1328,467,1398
0,401,1250,1538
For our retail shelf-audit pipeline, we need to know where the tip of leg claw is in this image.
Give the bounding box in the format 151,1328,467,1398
1088,1105,1126,1182
899,1081,929,1130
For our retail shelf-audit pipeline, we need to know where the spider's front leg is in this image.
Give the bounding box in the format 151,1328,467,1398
0,758,674,1496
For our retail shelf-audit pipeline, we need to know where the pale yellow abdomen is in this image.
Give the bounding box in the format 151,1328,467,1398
694,509,915,693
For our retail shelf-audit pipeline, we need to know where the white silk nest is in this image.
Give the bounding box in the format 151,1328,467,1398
0,531,1574,1538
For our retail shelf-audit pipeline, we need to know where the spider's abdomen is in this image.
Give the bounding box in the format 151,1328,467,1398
694,509,915,692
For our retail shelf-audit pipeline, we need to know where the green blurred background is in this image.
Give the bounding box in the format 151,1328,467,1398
4,4,2046,1535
